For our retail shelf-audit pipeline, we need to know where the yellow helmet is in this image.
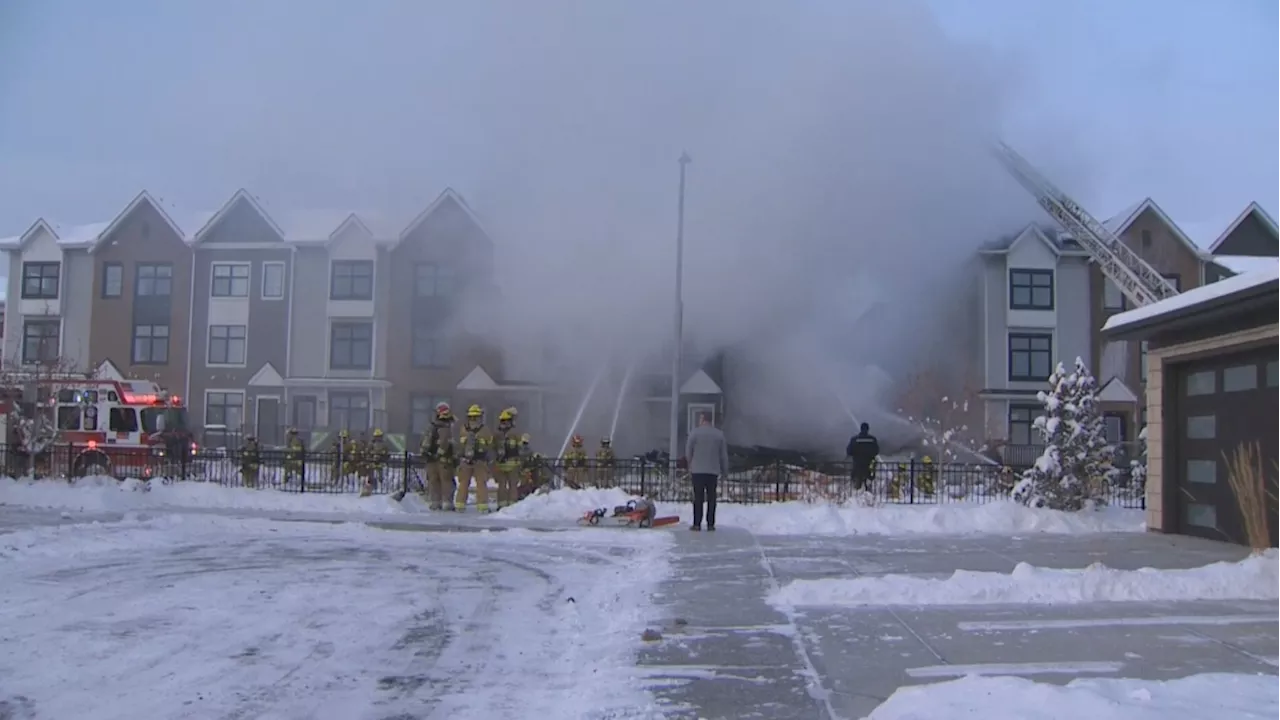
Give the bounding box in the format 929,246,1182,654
467,404,483,418
340,429,349,438
373,428,384,438
520,433,532,444
922,455,933,464
498,408,515,422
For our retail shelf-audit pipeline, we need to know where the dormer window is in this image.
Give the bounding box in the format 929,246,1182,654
21,262,60,300
1009,269,1054,310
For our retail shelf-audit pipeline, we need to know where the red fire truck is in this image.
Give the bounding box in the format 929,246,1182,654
0,375,196,479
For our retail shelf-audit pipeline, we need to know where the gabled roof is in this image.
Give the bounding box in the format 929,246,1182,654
457,365,501,391
248,362,285,387
94,359,125,381
396,187,490,249
89,190,191,253
680,369,722,395
269,207,364,244
190,188,287,246
1096,377,1139,404
1102,197,1204,257
0,217,112,250
1207,201,1279,254
979,223,1073,257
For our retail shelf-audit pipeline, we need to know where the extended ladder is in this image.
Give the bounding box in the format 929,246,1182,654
992,142,1179,308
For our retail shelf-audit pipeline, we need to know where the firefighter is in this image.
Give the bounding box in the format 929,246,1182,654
240,435,261,489
919,455,936,496
564,434,589,489
454,404,493,512
493,407,523,508
593,436,616,488
418,402,456,510
518,435,545,499
359,429,390,497
330,429,351,482
283,428,305,485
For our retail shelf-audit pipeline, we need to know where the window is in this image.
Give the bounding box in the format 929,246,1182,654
132,324,170,364
109,407,139,433
1186,459,1217,485
1008,405,1045,445
21,320,60,364
135,263,173,297
330,260,374,300
21,262,60,300
211,263,250,297
1184,503,1216,529
1139,341,1149,383
208,325,247,365
1186,415,1215,440
102,263,124,298
1222,365,1257,392
1009,269,1053,310
412,325,450,368
329,392,370,431
205,391,244,428
57,406,81,431
1103,279,1125,311
1184,370,1215,396
1103,412,1126,443
261,262,286,299
415,263,453,298
1008,333,1052,381
330,322,373,369
411,395,450,435
1161,273,1181,292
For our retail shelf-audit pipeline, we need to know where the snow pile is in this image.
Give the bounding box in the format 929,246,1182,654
866,672,1279,719
494,487,1144,535
0,476,419,515
771,550,1279,608
1014,358,1116,511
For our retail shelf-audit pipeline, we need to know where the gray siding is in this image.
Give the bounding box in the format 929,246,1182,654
61,249,93,370
3,258,19,362
981,258,1005,388
288,248,330,377
1215,212,1278,257
1054,256,1092,371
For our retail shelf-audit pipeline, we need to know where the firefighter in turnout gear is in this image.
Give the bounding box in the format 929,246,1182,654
454,404,494,512
240,435,261,488
564,434,589,489
518,435,546,500
283,428,305,485
331,429,356,482
359,429,390,497
493,407,523,508
419,402,457,509
593,436,616,488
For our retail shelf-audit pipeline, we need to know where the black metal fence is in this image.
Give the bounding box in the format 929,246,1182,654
1,443,1147,509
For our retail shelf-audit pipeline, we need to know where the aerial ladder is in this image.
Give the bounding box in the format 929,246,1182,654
992,142,1179,308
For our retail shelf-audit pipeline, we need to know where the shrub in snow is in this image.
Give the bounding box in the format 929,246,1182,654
1012,358,1115,511
1128,425,1148,491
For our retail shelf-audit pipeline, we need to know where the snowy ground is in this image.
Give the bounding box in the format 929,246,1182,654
0,512,671,720
2,480,1274,719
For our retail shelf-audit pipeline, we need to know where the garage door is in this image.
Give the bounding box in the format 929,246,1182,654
1174,346,1278,545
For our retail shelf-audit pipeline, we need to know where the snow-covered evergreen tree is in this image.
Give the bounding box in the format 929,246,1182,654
1129,425,1148,490
1012,357,1115,511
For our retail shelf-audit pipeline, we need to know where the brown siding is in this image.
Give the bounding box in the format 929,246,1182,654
89,200,193,396
385,198,497,433
1214,212,1278,257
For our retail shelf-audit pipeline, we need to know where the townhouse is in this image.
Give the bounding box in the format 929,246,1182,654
975,199,1278,458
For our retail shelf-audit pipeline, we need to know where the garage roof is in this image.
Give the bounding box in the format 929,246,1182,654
1102,265,1279,340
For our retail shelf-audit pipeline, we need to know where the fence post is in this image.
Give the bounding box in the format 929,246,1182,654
639,459,647,497
300,445,307,493
778,459,788,503
908,459,917,504
402,451,411,496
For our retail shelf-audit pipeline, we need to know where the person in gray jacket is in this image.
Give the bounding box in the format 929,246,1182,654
685,413,729,531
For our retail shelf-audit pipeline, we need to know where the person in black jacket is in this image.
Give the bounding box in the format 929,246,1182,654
846,422,880,490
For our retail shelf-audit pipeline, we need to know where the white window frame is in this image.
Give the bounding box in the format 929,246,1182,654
211,262,252,298
687,402,716,431
207,324,249,367
261,261,286,300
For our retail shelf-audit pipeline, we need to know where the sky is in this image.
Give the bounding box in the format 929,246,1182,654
0,0,1275,447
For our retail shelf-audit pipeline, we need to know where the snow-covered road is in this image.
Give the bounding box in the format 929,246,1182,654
0,514,671,720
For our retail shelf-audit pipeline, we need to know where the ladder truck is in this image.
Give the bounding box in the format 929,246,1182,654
992,142,1179,309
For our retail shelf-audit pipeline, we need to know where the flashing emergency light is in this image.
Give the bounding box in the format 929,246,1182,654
87,440,98,450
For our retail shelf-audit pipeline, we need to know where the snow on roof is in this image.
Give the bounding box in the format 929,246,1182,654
268,208,360,242
48,220,110,246
1212,255,1278,276
1103,264,1280,333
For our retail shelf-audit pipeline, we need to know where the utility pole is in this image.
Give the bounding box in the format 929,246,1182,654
668,152,691,469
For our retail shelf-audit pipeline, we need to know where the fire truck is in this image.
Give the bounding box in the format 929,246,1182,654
0,375,196,479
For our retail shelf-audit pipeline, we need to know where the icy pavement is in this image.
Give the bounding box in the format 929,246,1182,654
0,512,671,720
639,528,1279,719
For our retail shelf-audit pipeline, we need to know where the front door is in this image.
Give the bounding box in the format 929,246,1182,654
257,397,281,447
